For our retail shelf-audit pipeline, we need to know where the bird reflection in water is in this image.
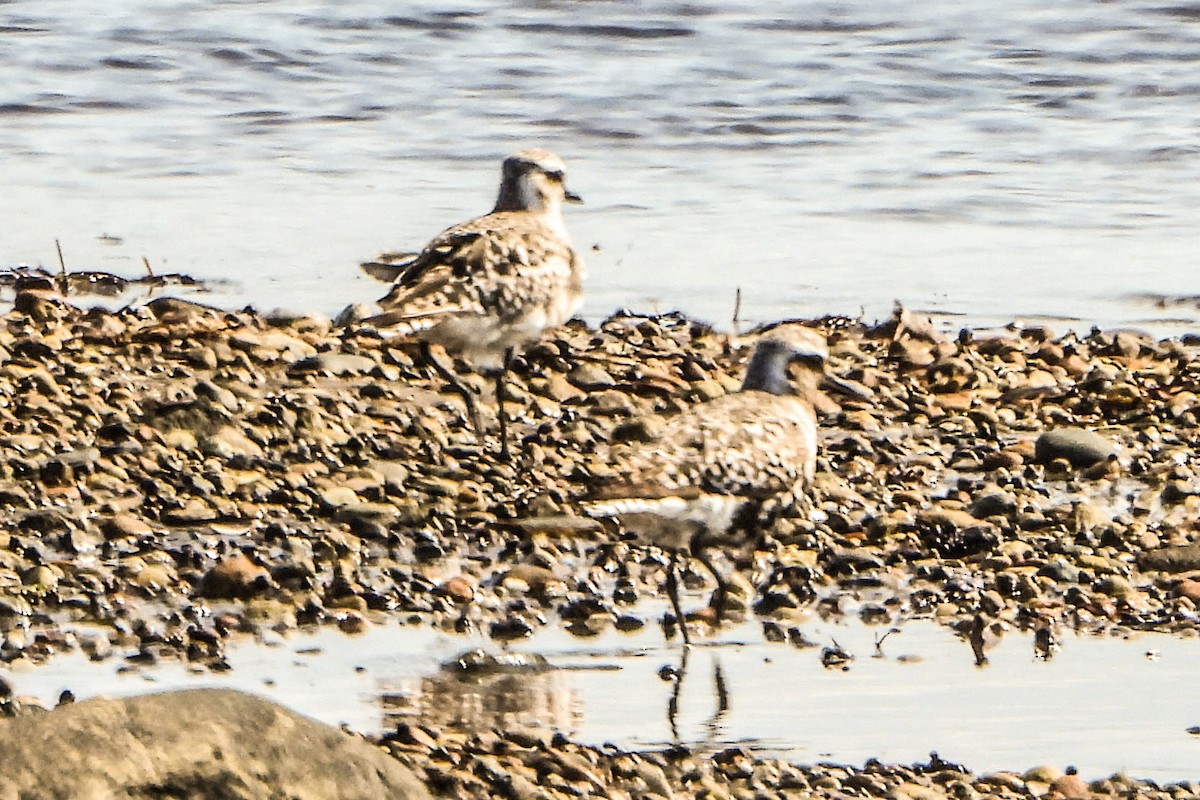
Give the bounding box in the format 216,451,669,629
661,647,730,746
378,649,580,736
376,645,736,751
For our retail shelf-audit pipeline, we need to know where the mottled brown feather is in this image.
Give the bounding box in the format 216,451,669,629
597,390,817,504
361,151,584,371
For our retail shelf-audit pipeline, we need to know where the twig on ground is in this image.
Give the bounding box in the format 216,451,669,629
55,239,68,296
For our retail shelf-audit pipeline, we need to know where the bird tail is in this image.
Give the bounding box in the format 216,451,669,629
360,310,440,338
359,252,420,282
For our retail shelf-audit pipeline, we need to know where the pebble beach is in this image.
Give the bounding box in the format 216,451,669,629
2,288,1200,796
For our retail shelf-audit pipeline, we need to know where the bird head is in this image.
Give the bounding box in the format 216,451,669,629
494,149,583,216
742,325,828,395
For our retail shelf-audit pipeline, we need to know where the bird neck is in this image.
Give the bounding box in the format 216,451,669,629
741,350,822,398
741,348,794,395
495,178,554,214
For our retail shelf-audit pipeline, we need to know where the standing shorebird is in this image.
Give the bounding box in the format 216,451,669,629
583,324,828,644
361,149,585,460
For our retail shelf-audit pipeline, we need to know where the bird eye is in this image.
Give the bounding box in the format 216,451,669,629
544,170,564,182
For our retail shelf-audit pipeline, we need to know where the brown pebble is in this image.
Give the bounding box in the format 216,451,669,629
1049,771,1091,799
101,514,154,539
544,372,586,403
1175,579,1200,603
503,564,560,593
440,576,475,603
933,391,973,411
199,553,271,600
889,338,936,368
982,449,1023,470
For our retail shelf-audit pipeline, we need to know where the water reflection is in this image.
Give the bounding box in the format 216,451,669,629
664,648,729,744
380,649,580,736
5,615,1200,781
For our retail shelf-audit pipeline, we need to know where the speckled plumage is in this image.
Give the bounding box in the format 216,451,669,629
584,325,827,640
589,390,818,548
363,149,584,373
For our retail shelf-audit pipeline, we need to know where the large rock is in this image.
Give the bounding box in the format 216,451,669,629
0,688,429,800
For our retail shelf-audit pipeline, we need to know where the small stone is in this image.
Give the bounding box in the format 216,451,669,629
932,391,972,411
509,516,603,537
162,429,198,452
544,372,586,402
394,722,438,750
1021,765,1064,783
1034,427,1115,468
1140,544,1200,574
568,363,615,390
614,615,644,632
440,576,475,603
691,379,726,402
163,498,218,525
1161,480,1198,506
199,553,271,599
610,415,665,443
289,353,377,376
203,426,264,460
101,514,154,539
320,486,359,507
503,565,560,593
369,460,410,490
334,303,372,326
489,617,534,641
79,633,113,662
1049,770,1091,799
970,489,1016,519
592,389,635,416
1175,579,1200,603
1038,559,1081,584
889,338,936,368
334,502,400,522
145,297,221,324
1096,575,1135,599
131,563,176,593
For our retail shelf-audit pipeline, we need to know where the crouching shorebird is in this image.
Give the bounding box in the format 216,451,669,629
360,149,585,460
583,325,829,644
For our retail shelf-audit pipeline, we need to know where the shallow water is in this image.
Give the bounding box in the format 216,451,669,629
8,612,1200,782
2,1,1199,335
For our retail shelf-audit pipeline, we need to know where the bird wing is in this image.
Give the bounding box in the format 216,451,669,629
599,392,816,502
367,212,577,332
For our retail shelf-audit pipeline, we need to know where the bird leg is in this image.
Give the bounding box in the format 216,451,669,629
665,549,691,646
494,347,514,462
421,342,483,436
692,537,730,624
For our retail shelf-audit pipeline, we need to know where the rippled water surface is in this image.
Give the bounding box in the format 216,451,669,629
2,0,1199,333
